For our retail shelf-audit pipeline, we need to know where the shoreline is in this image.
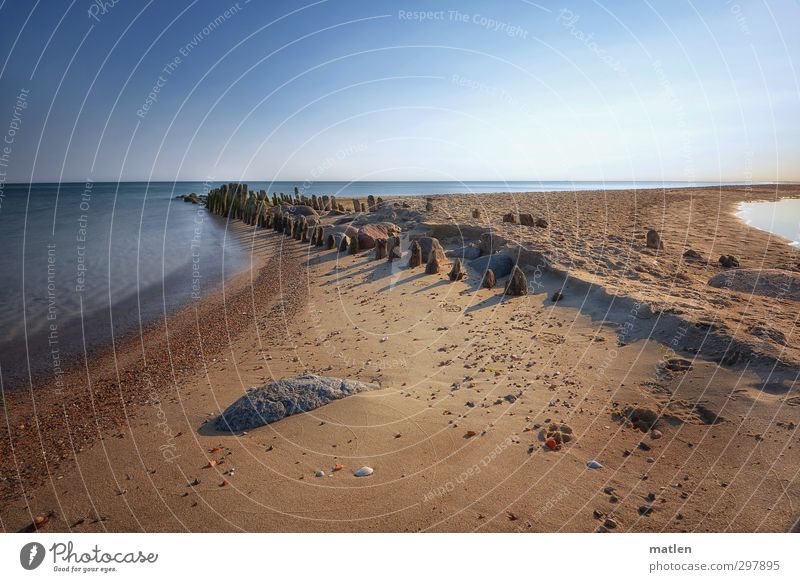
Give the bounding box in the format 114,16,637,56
2,184,799,532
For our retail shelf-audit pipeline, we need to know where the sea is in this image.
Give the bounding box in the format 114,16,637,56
0,180,761,390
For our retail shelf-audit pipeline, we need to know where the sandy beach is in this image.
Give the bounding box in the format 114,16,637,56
2,184,799,533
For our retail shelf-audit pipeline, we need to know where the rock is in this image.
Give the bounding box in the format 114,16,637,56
664,358,692,372
519,213,534,226
408,240,423,267
469,253,514,278
425,247,442,274
634,302,655,319
367,195,376,212
426,198,434,211
325,234,336,250
502,212,517,223
482,269,496,289
551,291,563,302
216,375,380,431
504,265,528,296
354,466,374,477
315,470,325,478
374,238,388,260
471,208,481,219
586,460,603,469
448,259,466,281
357,223,400,250
638,505,654,516
339,235,350,252
718,254,740,268
646,229,664,250
417,237,447,263
683,248,702,260
535,217,548,228
290,205,319,217
650,429,663,440
446,244,481,261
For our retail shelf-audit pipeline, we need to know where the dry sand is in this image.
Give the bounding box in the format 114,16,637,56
2,184,799,533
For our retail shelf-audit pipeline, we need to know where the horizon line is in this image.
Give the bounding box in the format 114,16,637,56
4,179,794,186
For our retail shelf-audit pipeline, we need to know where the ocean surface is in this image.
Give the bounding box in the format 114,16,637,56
0,182,252,390
737,199,800,246
0,180,754,390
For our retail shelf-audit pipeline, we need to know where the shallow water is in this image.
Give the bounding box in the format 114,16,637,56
737,198,800,246
0,182,251,389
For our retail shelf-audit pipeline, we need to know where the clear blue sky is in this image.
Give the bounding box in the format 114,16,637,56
0,0,798,183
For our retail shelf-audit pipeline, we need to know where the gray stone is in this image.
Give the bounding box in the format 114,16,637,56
216,375,380,432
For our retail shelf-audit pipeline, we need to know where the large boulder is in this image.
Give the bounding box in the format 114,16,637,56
216,375,380,432
469,253,514,279
284,205,319,218
357,222,400,249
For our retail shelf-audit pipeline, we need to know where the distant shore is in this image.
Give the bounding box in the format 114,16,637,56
2,184,799,533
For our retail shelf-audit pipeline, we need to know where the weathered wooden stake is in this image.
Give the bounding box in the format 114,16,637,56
408,240,423,267
504,266,528,296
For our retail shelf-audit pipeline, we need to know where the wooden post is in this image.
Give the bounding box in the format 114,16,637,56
482,269,496,289
408,240,422,267
374,239,388,260
504,266,528,296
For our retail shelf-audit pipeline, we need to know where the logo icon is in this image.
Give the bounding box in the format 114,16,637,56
20,542,46,570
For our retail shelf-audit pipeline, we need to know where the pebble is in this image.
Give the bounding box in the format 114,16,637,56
650,429,663,440
639,505,654,516
315,470,325,478
354,466,374,477
586,460,603,469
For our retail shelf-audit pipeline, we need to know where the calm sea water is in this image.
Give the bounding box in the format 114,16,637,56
0,182,252,390
0,180,747,390
737,199,800,246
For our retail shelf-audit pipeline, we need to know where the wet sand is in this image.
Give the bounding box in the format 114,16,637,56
2,184,799,533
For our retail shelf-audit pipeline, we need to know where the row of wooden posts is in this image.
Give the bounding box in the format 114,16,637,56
204,183,529,296
204,183,394,224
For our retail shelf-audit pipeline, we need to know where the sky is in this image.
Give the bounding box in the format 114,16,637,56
0,0,798,183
